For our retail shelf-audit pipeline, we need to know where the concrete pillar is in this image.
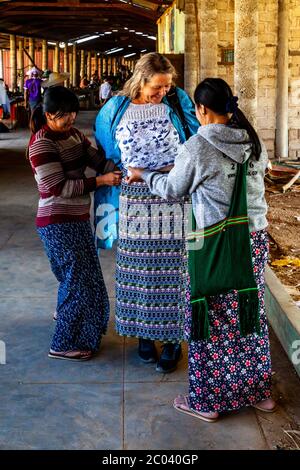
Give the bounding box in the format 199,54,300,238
72,44,77,87
80,49,85,80
64,44,69,87
200,0,218,80
42,39,48,71
0,49,3,79
18,38,24,90
29,37,34,66
54,42,59,72
10,34,17,92
275,0,289,160
234,0,258,127
87,51,91,80
184,0,200,97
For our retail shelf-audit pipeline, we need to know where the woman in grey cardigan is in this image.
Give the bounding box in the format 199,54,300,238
127,78,276,422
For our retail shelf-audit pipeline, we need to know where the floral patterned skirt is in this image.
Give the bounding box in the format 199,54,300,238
187,230,272,413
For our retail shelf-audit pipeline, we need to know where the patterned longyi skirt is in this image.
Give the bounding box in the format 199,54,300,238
38,221,109,352
115,180,189,342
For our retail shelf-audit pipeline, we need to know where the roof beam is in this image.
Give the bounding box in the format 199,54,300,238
1,9,156,21
1,1,166,7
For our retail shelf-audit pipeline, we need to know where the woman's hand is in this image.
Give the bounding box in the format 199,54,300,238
126,167,144,184
96,171,122,187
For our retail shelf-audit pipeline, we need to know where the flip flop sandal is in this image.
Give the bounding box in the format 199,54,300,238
252,402,277,413
173,395,219,423
48,350,92,362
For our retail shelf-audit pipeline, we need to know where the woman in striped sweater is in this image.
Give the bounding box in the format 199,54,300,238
28,86,122,361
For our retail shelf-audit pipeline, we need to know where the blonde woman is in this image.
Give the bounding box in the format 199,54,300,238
94,53,199,373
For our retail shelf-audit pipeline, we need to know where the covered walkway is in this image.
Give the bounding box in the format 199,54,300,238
0,112,299,450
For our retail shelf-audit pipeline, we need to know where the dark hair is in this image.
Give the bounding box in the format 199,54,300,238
194,78,261,160
30,86,79,134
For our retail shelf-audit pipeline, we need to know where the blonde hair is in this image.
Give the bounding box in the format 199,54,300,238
121,52,177,100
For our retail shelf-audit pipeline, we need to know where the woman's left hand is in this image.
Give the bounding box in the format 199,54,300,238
126,167,144,184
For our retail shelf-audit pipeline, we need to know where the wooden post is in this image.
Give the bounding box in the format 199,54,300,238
87,51,91,80
54,42,59,72
0,49,3,79
69,51,73,86
29,37,34,66
80,49,85,81
18,38,24,90
42,39,48,71
72,44,77,87
10,34,17,92
64,44,69,87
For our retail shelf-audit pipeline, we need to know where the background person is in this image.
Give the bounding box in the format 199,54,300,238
28,86,122,361
42,71,70,88
99,77,112,105
0,78,10,118
24,67,42,111
94,52,199,373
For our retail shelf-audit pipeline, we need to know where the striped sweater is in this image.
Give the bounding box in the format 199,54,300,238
29,124,116,227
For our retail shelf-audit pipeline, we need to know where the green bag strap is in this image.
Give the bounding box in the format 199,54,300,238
189,157,261,340
228,159,248,218
190,158,249,237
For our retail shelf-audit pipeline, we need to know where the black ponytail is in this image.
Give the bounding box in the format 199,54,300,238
194,78,262,160
229,108,261,160
30,104,46,134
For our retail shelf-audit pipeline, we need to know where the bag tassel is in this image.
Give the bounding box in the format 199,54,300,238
238,288,261,337
191,297,210,340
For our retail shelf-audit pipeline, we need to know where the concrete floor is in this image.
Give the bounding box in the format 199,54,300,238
0,112,300,450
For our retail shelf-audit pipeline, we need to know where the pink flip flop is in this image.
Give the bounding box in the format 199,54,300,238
173,395,219,423
252,399,277,413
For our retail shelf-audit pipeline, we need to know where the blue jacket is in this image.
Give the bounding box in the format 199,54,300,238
94,87,199,250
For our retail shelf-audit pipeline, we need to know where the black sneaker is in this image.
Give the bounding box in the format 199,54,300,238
138,338,157,363
156,343,182,373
